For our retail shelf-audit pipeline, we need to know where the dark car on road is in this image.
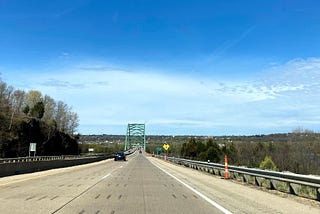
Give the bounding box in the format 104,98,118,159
114,152,126,161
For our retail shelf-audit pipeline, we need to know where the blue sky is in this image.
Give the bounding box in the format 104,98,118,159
1,0,320,135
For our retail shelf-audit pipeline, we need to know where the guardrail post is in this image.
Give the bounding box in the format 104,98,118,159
243,174,248,183
289,183,297,196
317,188,320,201
255,177,261,186
269,180,276,190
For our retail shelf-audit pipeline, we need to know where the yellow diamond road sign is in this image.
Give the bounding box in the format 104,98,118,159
163,143,170,151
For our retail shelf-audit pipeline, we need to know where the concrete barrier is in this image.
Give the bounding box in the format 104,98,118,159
0,155,112,177
0,149,138,178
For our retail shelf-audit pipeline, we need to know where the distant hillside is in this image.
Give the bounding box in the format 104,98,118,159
80,132,320,145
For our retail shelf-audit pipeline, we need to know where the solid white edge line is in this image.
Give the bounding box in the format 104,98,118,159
150,158,233,214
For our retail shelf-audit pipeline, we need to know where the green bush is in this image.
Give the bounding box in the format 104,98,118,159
259,155,278,171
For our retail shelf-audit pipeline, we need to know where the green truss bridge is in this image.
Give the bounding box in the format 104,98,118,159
124,123,146,151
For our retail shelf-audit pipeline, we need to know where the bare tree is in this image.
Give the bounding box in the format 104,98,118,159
43,95,56,123
68,112,79,134
55,101,68,132
9,90,26,130
26,90,42,110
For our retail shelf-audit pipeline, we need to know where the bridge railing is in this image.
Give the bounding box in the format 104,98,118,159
0,149,138,177
1,156,75,163
156,155,320,201
0,154,111,164
0,148,138,164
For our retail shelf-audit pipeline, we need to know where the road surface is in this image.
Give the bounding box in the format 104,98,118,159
0,152,319,214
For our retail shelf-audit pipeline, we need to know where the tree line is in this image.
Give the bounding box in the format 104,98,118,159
180,137,236,163
147,132,320,175
0,78,79,158
232,132,320,175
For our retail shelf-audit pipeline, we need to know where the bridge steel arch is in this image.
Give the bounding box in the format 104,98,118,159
125,123,146,151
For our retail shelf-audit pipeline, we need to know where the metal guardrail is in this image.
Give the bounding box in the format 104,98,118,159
0,148,138,164
0,155,86,164
0,149,137,178
157,156,320,201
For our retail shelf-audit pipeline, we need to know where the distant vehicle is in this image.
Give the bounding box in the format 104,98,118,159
114,152,126,161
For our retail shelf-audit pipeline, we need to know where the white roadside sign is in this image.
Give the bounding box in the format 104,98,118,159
29,143,37,152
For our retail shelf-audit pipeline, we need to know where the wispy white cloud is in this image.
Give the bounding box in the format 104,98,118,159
42,79,86,89
3,57,320,134
261,58,320,86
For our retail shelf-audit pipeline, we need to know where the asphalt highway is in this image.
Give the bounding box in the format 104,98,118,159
0,152,319,214
0,153,224,214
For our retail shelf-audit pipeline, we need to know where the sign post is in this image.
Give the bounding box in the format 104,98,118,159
29,143,37,157
162,143,170,161
156,147,163,155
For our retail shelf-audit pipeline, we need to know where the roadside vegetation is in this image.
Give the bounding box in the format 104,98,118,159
0,78,79,158
145,132,320,175
78,142,124,154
